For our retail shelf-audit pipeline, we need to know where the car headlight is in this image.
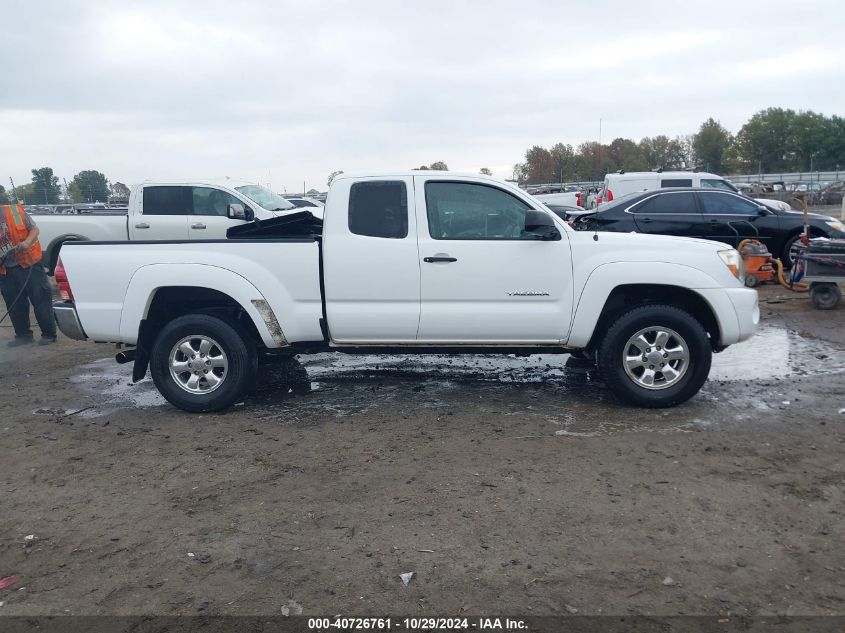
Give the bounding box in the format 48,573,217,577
718,249,745,284
825,220,845,233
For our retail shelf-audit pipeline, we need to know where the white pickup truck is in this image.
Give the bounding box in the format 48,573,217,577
33,179,299,273
53,171,759,412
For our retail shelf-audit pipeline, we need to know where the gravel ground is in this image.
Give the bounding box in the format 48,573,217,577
0,284,843,617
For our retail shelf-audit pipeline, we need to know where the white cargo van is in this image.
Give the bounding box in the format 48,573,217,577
599,171,736,204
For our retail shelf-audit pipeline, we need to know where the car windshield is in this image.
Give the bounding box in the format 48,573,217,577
234,185,294,211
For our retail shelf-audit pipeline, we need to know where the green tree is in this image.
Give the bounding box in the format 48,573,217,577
479,167,492,176
111,182,131,198
0,185,8,204
428,161,448,171
31,167,61,204
523,146,556,184
693,118,732,173
638,135,687,170
734,108,796,172
607,138,648,172
70,170,110,202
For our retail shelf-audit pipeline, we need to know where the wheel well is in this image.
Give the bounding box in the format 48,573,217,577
46,235,87,275
586,284,722,351
131,286,265,382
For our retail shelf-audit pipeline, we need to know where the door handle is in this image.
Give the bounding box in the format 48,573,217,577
424,256,457,263
639,217,652,223
191,223,207,229
134,223,150,229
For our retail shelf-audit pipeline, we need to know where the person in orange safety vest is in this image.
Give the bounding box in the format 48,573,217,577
0,204,57,346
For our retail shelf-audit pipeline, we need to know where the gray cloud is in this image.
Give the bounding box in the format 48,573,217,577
2,0,843,191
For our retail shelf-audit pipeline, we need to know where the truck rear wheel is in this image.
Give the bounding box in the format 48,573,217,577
150,314,257,412
597,304,712,408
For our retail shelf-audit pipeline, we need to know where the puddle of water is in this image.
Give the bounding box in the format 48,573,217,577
65,326,843,420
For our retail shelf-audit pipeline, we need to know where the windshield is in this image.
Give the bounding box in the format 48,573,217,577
234,185,295,211
701,178,738,193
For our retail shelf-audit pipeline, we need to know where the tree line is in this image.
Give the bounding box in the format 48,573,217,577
513,108,845,184
0,168,130,205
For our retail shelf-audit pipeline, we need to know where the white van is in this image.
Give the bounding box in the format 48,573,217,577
599,171,736,204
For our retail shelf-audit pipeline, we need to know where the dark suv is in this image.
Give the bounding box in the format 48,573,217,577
572,188,845,266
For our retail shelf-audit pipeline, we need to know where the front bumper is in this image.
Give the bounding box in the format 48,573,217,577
723,287,759,343
53,301,87,340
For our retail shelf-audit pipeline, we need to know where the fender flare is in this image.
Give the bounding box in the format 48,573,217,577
566,261,732,348
119,263,286,348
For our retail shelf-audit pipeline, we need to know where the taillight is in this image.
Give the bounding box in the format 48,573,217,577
597,196,603,205
575,192,582,207
606,190,614,202
55,257,74,301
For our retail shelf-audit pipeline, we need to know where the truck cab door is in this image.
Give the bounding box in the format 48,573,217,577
187,186,251,239
323,177,421,343
415,177,573,343
131,186,189,240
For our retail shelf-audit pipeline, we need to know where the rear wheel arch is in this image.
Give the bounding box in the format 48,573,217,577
133,286,265,382
585,284,722,352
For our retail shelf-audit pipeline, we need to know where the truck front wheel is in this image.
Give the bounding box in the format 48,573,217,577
597,304,712,408
150,314,257,412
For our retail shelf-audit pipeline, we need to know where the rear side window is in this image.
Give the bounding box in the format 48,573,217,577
700,178,737,192
142,186,191,215
699,192,759,215
660,179,693,188
348,181,408,238
632,192,697,214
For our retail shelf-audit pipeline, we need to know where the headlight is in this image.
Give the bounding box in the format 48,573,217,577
825,220,845,233
718,249,745,284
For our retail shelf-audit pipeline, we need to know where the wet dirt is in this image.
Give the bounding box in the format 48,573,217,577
1,284,844,617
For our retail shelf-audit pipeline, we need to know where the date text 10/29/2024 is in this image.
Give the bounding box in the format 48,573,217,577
308,618,528,630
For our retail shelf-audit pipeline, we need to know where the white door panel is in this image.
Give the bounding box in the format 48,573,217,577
414,177,573,343
324,177,420,343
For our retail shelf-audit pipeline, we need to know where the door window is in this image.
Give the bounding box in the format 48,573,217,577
191,187,243,216
699,192,759,215
631,192,697,214
348,181,408,238
660,179,693,188
700,178,737,192
142,186,191,215
425,182,535,240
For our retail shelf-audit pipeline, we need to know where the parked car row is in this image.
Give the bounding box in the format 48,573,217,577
570,187,845,266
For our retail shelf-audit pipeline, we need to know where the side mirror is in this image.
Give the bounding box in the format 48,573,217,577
757,205,771,216
524,209,561,241
228,203,246,220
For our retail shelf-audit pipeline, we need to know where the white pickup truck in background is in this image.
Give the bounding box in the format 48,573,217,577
32,179,303,273
54,171,759,412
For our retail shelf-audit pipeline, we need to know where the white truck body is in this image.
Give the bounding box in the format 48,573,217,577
55,171,759,411
33,179,298,272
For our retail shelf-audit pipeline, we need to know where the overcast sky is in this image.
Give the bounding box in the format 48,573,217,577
2,0,844,193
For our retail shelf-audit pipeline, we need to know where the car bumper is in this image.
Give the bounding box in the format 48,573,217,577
53,301,87,340
723,287,759,344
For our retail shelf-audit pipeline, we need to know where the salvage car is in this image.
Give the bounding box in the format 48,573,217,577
32,179,298,273
572,188,845,266
54,172,758,411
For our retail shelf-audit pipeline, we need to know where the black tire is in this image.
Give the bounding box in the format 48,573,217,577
596,304,712,408
150,314,257,412
744,273,759,288
782,233,804,269
810,283,842,310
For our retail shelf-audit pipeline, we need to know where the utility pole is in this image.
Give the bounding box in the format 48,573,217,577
9,176,19,203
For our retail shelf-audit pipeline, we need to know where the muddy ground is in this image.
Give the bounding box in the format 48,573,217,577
0,284,843,618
